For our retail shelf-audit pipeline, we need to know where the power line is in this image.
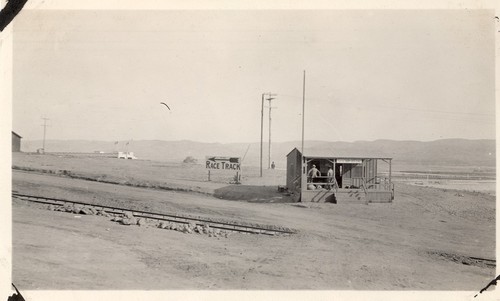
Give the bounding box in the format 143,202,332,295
374,104,495,117
276,93,494,117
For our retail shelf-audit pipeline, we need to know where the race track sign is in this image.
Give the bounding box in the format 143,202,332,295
206,156,241,170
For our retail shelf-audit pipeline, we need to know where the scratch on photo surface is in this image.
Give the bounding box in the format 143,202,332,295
0,0,28,31
7,283,26,301
474,274,500,298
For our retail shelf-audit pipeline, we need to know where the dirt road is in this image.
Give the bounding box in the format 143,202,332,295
12,170,495,290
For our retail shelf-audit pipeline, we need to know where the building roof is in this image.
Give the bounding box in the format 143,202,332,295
287,147,392,160
12,131,22,138
286,147,302,157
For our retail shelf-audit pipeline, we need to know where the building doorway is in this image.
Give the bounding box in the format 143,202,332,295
335,164,343,188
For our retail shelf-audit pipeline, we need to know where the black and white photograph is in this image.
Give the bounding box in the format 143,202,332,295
1,1,497,299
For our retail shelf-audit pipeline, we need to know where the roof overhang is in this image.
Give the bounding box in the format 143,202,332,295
304,155,392,160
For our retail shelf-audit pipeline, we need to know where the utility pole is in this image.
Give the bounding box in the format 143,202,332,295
267,94,277,169
260,92,277,176
302,71,306,155
41,117,50,153
260,94,264,177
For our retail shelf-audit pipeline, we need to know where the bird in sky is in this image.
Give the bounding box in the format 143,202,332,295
160,102,171,110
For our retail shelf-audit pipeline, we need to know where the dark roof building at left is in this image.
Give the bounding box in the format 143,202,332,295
12,131,22,152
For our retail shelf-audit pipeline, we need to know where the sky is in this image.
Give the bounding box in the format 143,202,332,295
12,9,495,143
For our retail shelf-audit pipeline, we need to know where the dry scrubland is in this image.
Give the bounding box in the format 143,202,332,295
11,152,496,290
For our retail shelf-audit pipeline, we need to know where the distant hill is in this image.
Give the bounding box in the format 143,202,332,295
21,139,495,170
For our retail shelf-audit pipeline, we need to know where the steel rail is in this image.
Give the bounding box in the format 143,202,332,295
469,256,496,265
12,192,296,236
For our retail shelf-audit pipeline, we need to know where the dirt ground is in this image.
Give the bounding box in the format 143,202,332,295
403,179,496,195
11,154,496,290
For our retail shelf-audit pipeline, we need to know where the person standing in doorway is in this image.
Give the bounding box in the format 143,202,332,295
327,166,334,189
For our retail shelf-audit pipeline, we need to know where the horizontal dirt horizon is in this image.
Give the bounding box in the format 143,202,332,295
18,138,496,170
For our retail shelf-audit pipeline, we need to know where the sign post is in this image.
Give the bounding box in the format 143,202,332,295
205,156,242,183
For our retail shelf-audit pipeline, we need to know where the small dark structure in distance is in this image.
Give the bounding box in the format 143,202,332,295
12,131,22,152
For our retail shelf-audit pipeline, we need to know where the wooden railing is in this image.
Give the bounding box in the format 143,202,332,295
307,176,391,193
307,176,338,192
360,177,368,195
331,178,339,192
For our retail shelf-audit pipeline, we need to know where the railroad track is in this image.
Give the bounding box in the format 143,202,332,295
12,192,296,236
428,250,496,268
469,256,496,267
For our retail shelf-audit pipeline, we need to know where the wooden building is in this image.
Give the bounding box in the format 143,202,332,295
12,131,22,152
286,148,393,203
